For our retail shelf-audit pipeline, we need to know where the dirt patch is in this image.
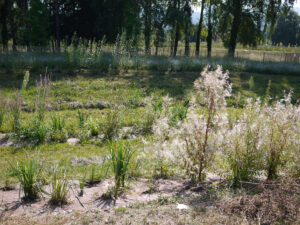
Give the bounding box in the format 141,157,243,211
0,178,197,218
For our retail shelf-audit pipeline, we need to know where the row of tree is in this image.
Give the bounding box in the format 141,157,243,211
0,0,297,57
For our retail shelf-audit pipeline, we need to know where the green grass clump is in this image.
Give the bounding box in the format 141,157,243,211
10,157,44,201
49,168,69,206
109,141,135,194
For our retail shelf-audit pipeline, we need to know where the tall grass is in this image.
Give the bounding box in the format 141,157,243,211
10,157,44,201
109,141,135,192
49,168,69,206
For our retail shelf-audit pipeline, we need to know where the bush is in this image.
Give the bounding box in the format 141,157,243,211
223,99,265,185
10,157,44,201
177,66,232,182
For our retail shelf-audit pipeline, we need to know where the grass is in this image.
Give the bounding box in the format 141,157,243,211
0,57,299,224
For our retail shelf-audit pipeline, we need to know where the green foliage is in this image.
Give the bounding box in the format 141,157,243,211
10,157,44,201
19,120,48,145
169,101,188,127
49,168,69,206
109,141,135,193
25,0,51,47
272,10,300,47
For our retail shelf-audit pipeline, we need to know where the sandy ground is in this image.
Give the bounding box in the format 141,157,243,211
0,177,219,217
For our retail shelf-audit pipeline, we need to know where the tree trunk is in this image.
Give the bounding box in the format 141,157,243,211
144,0,151,55
0,0,9,51
55,1,61,52
9,3,17,52
184,35,190,56
154,35,159,56
195,0,206,57
207,0,212,58
228,0,242,58
173,21,180,57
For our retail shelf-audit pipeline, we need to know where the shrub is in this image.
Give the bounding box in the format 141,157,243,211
109,141,135,193
262,92,300,180
49,168,69,206
178,66,232,182
222,99,265,185
10,157,44,201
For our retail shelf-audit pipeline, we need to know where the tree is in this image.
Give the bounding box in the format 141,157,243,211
218,0,296,58
272,10,300,47
183,0,192,56
25,0,51,47
153,0,168,56
0,0,9,51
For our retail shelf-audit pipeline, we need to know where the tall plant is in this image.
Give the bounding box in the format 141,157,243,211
109,141,135,192
10,157,44,201
179,66,232,182
35,71,51,122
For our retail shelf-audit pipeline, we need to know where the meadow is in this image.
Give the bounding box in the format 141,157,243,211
0,46,299,224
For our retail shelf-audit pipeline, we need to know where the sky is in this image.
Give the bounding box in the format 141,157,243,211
193,1,300,12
